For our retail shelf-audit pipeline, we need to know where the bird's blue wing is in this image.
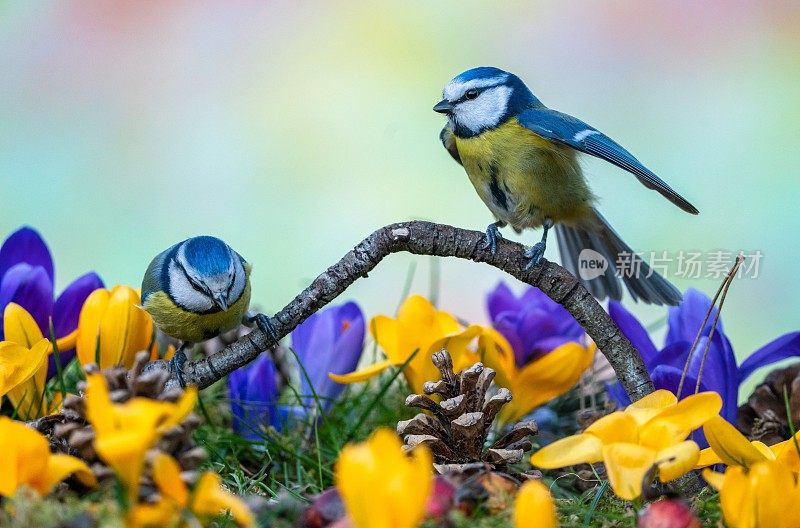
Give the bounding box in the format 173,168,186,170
518,108,698,214
141,246,173,305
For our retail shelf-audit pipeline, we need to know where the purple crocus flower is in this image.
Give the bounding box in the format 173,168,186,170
0,226,103,377
608,288,800,426
227,352,281,441
291,301,365,410
227,302,365,439
487,282,584,366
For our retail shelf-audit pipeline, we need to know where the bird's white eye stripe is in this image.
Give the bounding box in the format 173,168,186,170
444,74,509,101
573,129,600,142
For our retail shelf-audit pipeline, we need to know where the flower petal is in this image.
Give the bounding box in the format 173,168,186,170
3,302,45,346
500,342,594,423
649,365,705,401
328,357,404,384
703,415,767,468
53,272,104,338
696,447,722,468
486,282,520,321
514,479,556,528
606,381,631,408
0,415,49,495
639,392,721,450
228,352,280,438
491,314,528,366
701,468,725,491
6,341,50,420
585,411,639,444
602,443,656,501
32,454,97,494
76,288,110,366
335,429,431,528
294,302,365,408
666,288,722,346
0,264,53,336
94,429,154,505
772,436,800,475
738,332,800,385
158,386,197,431
192,472,254,527
100,286,151,368
608,300,659,365
429,324,482,373
478,328,517,389
531,433,604,468
686,333,739,422
625,389,678,425
84,373,115,434
152,453,188,505
655,441,699,482
713,465,798,528
649,391,721,430
0,339,49,406
0,227,53,283
129,501,180,528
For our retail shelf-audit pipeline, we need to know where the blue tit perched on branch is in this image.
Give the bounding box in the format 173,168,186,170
434,67,698,306
141,236,278,385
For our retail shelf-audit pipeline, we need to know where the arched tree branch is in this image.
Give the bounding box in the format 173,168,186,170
154,221,654,401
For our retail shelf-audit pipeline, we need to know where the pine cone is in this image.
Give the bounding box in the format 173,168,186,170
397,350,537,473
737,362,800,444
33,351,206,500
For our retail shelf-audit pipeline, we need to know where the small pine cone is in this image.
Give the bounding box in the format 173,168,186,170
737,362,800,444
397,349,537,473
38,351,207,500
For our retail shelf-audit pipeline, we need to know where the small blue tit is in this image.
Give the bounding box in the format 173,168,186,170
141,236,276,383
434,67,698,306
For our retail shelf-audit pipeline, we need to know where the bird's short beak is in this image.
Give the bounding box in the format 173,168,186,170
212,293,229,311
433,99,454,114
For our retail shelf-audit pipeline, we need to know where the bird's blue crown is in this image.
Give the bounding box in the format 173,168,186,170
182,236,233,276
452,66,541,111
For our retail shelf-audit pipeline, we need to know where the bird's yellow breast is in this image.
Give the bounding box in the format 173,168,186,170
454,118,594,229
143,282,251,343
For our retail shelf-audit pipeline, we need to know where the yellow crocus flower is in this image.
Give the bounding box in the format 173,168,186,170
703,460,800,528
514,479,557,528
0,340,48,402
84,373,197,507
331,296,594,419
0,416,96,496
76,285,153,369
1,302,76,419
699,415,800,528
330,295,483,393
335,428,432,528
129,453,253,527
478,328,594,423
531,390,721,500
696,415,800,472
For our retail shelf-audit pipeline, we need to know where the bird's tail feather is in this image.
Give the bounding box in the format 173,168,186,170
554,209,682,306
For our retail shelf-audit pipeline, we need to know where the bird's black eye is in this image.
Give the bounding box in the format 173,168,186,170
465,89,478,100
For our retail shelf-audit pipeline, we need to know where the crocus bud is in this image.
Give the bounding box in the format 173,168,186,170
638,499,700,528
426,475,456,519
301,487,346,528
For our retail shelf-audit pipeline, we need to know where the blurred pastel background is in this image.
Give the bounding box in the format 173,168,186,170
1,2,799,395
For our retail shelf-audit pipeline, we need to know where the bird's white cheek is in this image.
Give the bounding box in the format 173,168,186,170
229,261,247,303
168,264,214,312
454,85,512,134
